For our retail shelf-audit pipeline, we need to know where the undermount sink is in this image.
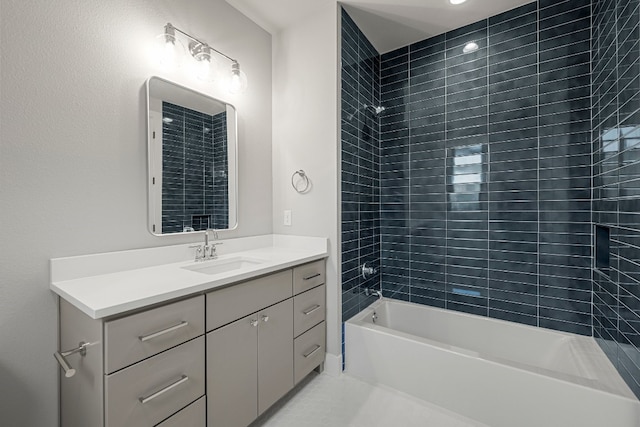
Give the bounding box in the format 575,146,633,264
182,256,265,275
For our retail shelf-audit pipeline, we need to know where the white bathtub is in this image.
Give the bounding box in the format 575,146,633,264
345,298,640,427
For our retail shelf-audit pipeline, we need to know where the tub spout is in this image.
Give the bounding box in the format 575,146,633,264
364,288,382,299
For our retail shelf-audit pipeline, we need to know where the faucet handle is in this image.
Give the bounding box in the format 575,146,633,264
189,245,205,261
206,242,223,258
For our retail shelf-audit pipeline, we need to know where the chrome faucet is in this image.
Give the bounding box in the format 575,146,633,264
190,229,223,262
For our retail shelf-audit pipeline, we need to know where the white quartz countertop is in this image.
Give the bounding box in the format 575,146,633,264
50,234,328,319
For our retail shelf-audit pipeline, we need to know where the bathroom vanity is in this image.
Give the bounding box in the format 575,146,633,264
51,235,327,427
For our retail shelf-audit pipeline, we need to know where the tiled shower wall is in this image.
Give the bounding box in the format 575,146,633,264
162,103,228,233
379,1,592,335
341,10,382,321
340,0,640,399
592,0,640,397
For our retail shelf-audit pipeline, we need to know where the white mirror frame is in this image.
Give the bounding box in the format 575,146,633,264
145,76,238,236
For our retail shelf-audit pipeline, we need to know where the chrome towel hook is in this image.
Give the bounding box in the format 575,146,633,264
291,170,311,194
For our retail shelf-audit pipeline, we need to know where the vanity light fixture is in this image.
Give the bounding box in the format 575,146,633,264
190,42,218,82
153,23,185,71
450,0,468,4
155,23,248,94
228,62,248,95
463,42,479,53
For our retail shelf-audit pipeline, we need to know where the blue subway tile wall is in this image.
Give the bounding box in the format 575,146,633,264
341,9,382,322
161,102,228,233
379,1,592,335
211,113,229,229
593,0,640,398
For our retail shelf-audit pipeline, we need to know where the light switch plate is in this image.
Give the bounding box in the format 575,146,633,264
284,210,292,226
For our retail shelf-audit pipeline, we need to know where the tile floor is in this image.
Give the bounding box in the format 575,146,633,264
253,372,489,427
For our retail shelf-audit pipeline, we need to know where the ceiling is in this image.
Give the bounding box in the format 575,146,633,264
226,0,534,53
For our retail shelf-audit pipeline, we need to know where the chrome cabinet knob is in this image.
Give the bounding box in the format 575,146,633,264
250,319,258,327
261,315,269,323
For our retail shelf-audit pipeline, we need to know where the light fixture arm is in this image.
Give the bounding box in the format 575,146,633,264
166,22,238,64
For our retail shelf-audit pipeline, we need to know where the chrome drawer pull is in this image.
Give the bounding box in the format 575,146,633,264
302,304,321,316
303,273,321,281
139,375,189,404
303,344,322,358
139,321,189,342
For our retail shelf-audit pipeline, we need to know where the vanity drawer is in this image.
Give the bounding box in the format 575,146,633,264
294,321,325,384
105,336,205,427
293,260,325,295
293,284,325,338
156,396,205,427
104,295,204,374
206,269,292,331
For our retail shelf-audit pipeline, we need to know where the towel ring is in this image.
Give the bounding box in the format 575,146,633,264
291,170,311,194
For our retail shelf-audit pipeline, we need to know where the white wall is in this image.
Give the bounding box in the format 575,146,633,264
272,3,341,365
0,1,272,425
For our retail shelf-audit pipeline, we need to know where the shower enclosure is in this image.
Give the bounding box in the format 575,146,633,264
340,0,640,398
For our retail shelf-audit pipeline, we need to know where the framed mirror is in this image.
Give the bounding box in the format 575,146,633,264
146,76,238,235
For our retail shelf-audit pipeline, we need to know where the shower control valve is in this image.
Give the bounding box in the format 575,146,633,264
361,262,378,279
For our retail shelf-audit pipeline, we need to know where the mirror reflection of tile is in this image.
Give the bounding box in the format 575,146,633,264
161,101,228,233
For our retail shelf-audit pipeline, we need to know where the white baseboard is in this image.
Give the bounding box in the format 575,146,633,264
323,352,342,376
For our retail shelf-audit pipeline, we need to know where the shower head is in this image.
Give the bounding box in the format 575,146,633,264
364,105,386,115
348,104,386,121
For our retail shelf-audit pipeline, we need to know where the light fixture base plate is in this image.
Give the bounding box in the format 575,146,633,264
189,41,210,60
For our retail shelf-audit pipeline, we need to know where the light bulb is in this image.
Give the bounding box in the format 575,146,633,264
197,58,212,81
230,73,242,92
227,62,248,94
190,43,218,82
153,26,185,71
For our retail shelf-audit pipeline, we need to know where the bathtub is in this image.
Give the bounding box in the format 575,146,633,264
345,298,640,427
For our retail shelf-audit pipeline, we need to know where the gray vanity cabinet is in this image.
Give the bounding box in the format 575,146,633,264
104,336,205,426
206,311,259,427
205,273,295,427
59,295,206,427
257,298,294,414
207,298,294,427
58,259,326,427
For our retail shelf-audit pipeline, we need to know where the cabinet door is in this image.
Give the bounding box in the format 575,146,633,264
207,313,258,427
258,298,294,415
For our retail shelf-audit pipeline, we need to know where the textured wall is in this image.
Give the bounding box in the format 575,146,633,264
341,10,382,322
378,0,592,335
0,1,272,425
271,3,341,369
592,0,640,399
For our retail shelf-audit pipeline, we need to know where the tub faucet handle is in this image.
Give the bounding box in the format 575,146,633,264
362,262,378,279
